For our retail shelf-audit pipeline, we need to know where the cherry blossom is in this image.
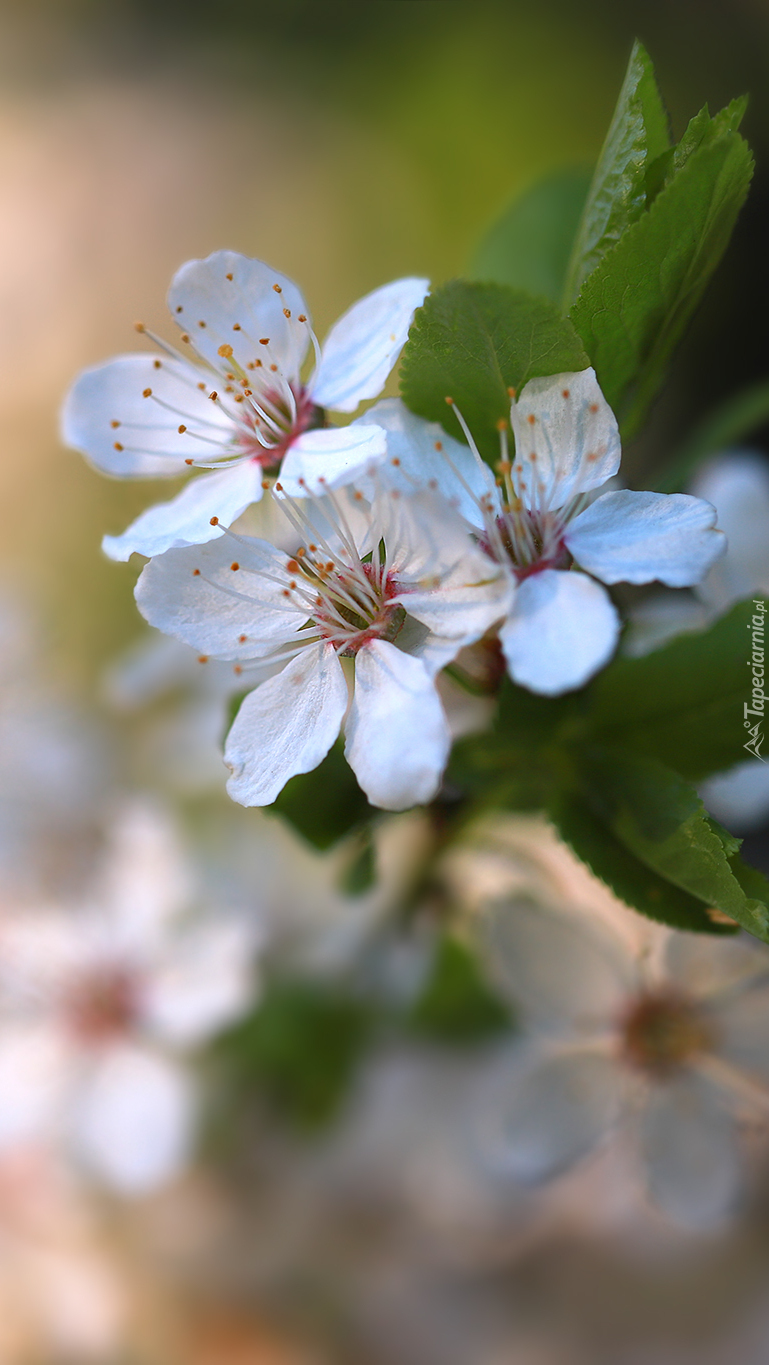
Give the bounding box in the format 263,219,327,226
61,251,428,560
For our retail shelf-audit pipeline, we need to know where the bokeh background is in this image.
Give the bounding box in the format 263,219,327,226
3,2,769,1361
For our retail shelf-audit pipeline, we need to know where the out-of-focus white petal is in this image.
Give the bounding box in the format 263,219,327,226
0,1025,71,1149
510,369,620,511
715,982,769,1085
97,799,194,948
73,1045,194,1193
277,423,387,495
500,569,619,695
641,1071,740,1228
102,461,264,562
691,451,769,610
482,897,637,1030
354,398,490,525
225,643,349,806
700,759,769,834
135,535,304,659
61,354,233,478
167,250,309,380
311,277,429,412
345,639,450,810
622,590,710,658
143,920,257,1046
565,490,725,586
665,931,769,1002
481,1048,625,1182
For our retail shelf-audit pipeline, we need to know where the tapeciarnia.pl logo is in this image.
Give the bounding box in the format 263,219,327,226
745,598,767,762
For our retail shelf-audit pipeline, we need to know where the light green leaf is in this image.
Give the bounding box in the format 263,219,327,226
571,118,753,436
580,747,769,943
400,280,588,463
585,601,754,782
550,791,736,934
470,168,591,304
268,739,373,850
563,40,670,304
407,934,512,1043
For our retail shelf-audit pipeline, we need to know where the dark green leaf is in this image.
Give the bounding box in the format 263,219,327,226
268,739,373,850
550,790,736,933
339,829,377,895
564,40,670,304
585,601,755,782
470,168,591,304
407,934,512,1043
571,113,753,436
578,747,769,942
218,980,375,1131
400,280,589,464
655,379,769,492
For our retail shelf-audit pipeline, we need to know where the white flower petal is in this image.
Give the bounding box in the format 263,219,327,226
0,1025,71,1149
483,1049,624,1182
73,1045,194,1193
135,534,304,659
167,250,309,380
482,897,637,1030
98,800,194,949
700,759,769,834
353,397,490,525
566,489,725,586
500,569,619,695
277,423,387,495
345,639,450,810
622,589,710,658
61,354,234,478
143,920,257,1046
225,642,348,806
716,982,769,1085
691,451,769,609
665,931,769,1001
311,277,429,412
641,1072,740,1228
103,461,264,562
510,368,620,511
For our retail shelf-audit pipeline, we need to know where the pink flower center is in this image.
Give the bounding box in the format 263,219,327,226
619,990,715,1078
64,967,139,1044
234,383,320,470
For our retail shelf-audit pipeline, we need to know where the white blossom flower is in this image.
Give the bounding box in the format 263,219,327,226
478,894,769,1229
0,801,259,1194
367,373,725,694
61,250,428,561
135,484,509,810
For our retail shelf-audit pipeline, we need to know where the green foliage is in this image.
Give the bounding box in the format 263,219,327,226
339,829,377,895
564,40,670,304
584,601,753,782
406,934,512,1043
577,747,769,942
451,603,769,941
400,280,588,463
656,379,769,492
268,739,374,850
570,95,753,436
219,980,376,1132
470,168,591,304
550,793,735,934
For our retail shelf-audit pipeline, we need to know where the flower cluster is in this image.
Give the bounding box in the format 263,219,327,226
62,251,726,811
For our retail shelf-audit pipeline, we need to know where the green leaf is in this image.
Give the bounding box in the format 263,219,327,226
400,280,588,464
406,934,512,1043
655,379,769,492
219,979,376,1132
470,168,592,304
578,747,769,942
550,790,736,934
339,829,377,895
571,112,753,436
585,601,756,782
268,740,373,850
564,40,670,305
